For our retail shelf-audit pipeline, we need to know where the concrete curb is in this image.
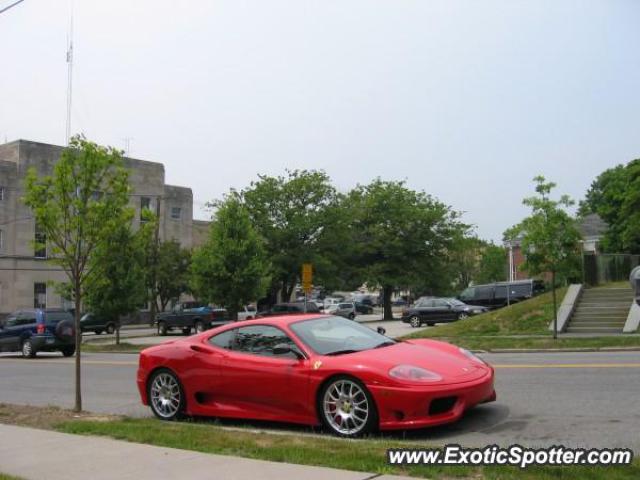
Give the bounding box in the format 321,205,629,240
487,346,640,353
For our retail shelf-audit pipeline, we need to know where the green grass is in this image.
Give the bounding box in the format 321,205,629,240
401,287,640,351
0,474,24,480
55,417,639,479
82,342,146,353
406,288,568,338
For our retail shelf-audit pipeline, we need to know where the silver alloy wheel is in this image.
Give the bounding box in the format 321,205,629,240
195,321,204,333
149,372,182,419
22,340,32,358
323,379,369,436
458,312,469,320
410,316,421,328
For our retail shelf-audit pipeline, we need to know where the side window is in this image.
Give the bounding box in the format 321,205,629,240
208,329,235,350
433,299,448,307
233,325,300,359
17,312,37,325
476,286,494,300
5,315,18,327
272,305,287,313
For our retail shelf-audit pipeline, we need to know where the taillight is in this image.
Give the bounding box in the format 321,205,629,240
36,323,46,334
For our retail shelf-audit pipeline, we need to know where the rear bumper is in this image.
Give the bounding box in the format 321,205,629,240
370,370,496,430
30,334,75,351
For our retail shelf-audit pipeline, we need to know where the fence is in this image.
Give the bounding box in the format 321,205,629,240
583,253,640,286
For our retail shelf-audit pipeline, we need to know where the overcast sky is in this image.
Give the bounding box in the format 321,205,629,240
1,0,638,242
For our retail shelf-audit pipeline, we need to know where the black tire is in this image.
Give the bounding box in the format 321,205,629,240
182,327,191,335
61,346,76,357
106,323,116,335
194,320,205,333
21,339,36,358
158,321,168,336
147,368,186,421
409,316,421,328
348,312,356,320
94,329,103,335
318,375,378,438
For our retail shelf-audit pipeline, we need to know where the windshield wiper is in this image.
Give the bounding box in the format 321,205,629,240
373,341,396,349
324,349,361,356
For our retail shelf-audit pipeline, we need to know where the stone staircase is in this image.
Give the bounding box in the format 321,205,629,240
566,287,633,333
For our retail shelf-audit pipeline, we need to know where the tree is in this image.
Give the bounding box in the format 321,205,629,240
240,170,340,303
506,176,582,339
345,179,465,320
191,196,270,320
23,136,131,412
579,159,640,254
155,240,192,311
476,242,508,285
85,222,146,344
448,235,507,291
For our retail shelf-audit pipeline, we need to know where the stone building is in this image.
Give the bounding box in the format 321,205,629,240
0,139,209,314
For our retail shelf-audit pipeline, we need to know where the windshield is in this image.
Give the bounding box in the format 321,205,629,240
290,316,395,355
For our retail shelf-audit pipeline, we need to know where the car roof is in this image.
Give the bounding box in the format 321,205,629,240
223,313,330,329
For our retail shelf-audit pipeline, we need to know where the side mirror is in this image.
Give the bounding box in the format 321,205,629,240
377,327,386,335
272,343,303,359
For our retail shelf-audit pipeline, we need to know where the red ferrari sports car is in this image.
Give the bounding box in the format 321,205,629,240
137,314,496,437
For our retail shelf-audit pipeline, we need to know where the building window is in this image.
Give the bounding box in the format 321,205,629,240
171,207,181,220
34,225,46,259
0,186,5,201
34,283,47,309
140,197,151,221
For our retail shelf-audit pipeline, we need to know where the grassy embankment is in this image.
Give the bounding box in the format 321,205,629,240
402,287,640,350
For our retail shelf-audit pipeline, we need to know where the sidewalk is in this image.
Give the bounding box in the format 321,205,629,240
0,424,404,480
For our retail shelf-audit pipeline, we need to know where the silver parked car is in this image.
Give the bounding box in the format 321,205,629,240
326,302,357,320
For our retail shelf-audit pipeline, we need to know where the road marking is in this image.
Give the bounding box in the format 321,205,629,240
493,363,640,369
0,359,137,366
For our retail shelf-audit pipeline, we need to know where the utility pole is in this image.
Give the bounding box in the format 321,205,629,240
65,1,74,145
150,197,161,329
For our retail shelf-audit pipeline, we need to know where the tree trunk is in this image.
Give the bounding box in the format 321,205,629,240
228,306,239,321
115,320,120,346
74,282,82,412
552,270,558,340
382,286,393,321
149,291,157,329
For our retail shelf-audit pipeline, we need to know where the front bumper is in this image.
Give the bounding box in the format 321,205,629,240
369,370,496,430
30,334,75,352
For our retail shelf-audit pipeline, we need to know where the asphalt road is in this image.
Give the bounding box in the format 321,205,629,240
1,350,638,451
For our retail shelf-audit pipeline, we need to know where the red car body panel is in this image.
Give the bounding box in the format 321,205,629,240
137,314,496,431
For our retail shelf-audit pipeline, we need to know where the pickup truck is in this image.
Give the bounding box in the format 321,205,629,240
155,303,229,335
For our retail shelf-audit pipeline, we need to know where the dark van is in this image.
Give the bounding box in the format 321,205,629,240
458,279,545,310
0,309,76,358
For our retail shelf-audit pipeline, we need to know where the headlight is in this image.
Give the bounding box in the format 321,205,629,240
459,348,486,365
389,365,442,382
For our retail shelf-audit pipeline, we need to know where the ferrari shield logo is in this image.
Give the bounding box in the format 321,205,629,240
313,361,323,370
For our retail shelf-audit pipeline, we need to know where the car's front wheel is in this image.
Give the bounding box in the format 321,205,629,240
22,339,36,358
457,312,469,320
348,312,356,320
148,369,185,421
319,376,377,438
409,315,421,328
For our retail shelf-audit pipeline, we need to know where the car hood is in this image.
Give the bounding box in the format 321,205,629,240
321,339,489,385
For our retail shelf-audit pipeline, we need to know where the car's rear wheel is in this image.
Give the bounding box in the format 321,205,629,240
409,316,421,328
148,369,185,421
22,339,36,358
348,312,355,320
319,376,377,438
158,321,168,336
457,312,469,320
61,346,76,357
106,323,116,334
194,320,205,333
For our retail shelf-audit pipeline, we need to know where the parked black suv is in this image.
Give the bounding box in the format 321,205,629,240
0,309,76,357
401,298,488,327
458,279,545,310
